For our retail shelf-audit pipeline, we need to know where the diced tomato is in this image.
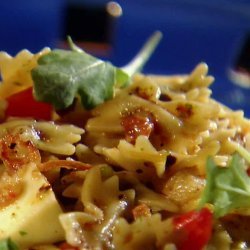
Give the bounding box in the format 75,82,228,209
172,207,213,250
121,112,154,143
5,87,52,120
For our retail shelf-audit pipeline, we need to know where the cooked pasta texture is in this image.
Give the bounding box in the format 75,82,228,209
0,49,250,250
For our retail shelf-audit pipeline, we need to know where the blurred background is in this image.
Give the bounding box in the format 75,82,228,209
0,0,250,116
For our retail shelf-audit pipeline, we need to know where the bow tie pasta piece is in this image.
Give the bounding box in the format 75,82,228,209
0,119,84,156
0,48,50,98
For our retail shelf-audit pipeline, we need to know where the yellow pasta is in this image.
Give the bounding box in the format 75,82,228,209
0,48,50,98
96,135,168,176
0,119,84,155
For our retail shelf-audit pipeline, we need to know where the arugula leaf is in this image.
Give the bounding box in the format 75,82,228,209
32,49,116,110
199,153,250,218
32,32,162,110
0,239,19,250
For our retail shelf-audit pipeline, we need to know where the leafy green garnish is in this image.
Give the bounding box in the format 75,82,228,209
199,153,250,218
0,238,19,250
32,49,116,110
32,31,162,110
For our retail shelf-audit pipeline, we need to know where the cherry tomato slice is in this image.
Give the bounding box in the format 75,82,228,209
5,87,52,120
173,207,213,250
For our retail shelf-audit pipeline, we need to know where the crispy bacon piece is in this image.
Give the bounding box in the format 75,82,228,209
121,111,154,143
40,160,92,172
176,103,193,119
132,203,151,219
0,133,41,172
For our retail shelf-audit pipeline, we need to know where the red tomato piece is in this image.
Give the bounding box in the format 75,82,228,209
5,87,52,120
173,207,213,250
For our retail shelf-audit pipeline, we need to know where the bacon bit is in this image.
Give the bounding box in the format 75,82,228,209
0,133,41,173
132,203,151,219
134,86,152,100
83,222,96,230
176,103,193,119
247,167,250,176
121,112,154,143
59,242,79,250
38,183,51,193
39,160,92,172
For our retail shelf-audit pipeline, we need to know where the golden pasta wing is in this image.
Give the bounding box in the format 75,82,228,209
0,48,50,98
0,119,84,155
112,214,174,250
96,135,168,177
60,166,135,249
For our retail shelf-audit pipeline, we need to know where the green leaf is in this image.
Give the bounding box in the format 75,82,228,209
199,153,250,218
122,31,162,77
115,68,129,88
68,36,130,88
31,31,162,110
67,36,83,53
32,49,116,110
0,239,19,250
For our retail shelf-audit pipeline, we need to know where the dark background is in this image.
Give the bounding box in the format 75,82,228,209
0,0,250,116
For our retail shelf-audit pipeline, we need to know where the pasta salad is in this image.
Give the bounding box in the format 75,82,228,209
0,33,250,250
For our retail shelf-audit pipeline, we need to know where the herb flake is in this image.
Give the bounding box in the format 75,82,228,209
0,238,19,250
